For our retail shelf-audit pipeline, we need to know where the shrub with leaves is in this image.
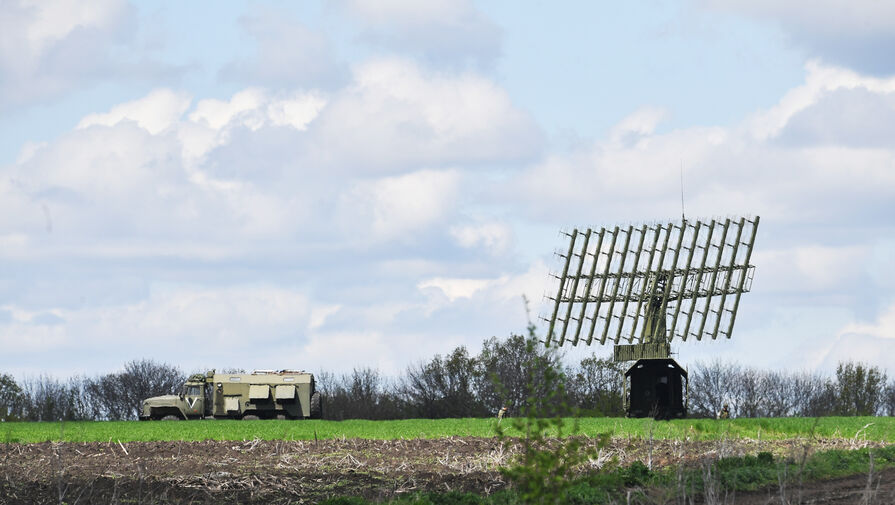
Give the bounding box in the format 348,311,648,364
495,312,611,505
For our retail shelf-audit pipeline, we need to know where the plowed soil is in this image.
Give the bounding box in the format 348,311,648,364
1,437,891,504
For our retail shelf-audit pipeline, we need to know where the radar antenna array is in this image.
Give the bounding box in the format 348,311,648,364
543,217,758,362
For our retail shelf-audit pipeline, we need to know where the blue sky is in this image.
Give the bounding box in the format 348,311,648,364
1,0,894,378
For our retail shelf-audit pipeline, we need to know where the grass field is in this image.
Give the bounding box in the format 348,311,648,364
3,416,893,444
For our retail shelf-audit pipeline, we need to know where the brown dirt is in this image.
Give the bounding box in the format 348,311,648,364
0,437,890,504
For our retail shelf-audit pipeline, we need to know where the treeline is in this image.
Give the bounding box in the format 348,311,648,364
0,360,184,421
317,336,895,420
1,335,894,421
317,334,626,420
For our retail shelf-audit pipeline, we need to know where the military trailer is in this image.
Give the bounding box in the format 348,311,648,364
140,370,322,420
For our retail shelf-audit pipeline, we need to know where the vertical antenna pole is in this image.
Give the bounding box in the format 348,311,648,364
658,222,686,343
585,226,619,345
726,216,760,338
639,223,673,343
683,220,715,341
561,228,591,346
575,228,606,346
669,220,701,341
601,226,632,344
629,225,662,343
697,219,730,340
615,225,647,344
712,217,745,339
546,230,577,346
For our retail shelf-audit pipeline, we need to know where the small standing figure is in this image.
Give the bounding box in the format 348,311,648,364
497,406,508,424
718,403,730,419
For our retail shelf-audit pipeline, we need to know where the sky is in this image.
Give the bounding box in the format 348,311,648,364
1,0,894,378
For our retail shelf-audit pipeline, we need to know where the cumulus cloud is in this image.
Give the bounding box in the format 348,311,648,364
699,0,895,74
0,56,547,374
77,89,192,134
512,61,895,228
338,0,502,70
0,285,318,375
0,0,179,110
450,221,513,256
338,169,462,243
304,58,542,173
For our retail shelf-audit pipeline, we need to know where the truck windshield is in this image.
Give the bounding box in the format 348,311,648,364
184,385,201,396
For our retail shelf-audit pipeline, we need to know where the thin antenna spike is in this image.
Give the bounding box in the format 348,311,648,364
680,160,686,222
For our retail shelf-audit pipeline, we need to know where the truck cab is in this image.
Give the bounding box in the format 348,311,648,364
140,373,210,420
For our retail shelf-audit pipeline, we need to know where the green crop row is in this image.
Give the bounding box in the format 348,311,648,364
2,416,893,444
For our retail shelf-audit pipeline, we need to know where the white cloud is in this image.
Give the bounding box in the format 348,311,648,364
77,89,192,134
512,61,895,229
0,0,176,109
815,303,895,371
308,58,542,173
418,277,491,302
0,284,318,374
450,221,513,255
339,169,461,243
747,61,895,140
609,106,669,145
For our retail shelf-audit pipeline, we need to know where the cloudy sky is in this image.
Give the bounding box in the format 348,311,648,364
2,0,894,378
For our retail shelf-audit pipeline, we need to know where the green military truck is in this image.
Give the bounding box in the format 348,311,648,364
140,369,322,420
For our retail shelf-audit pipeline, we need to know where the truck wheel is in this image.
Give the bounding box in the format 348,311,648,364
160,415,180,421
309,392,322,419
242,414,260,420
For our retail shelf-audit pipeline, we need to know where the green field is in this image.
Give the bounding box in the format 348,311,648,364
3,416,893,444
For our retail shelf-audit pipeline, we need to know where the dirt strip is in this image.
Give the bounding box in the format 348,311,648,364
0,437,889,504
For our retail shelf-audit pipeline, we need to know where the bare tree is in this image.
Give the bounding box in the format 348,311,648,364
318,367,406,420
84,359,184,420
689,360,741,418
19,375,91,421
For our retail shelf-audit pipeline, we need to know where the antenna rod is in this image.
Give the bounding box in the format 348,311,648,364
680,160,686,222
